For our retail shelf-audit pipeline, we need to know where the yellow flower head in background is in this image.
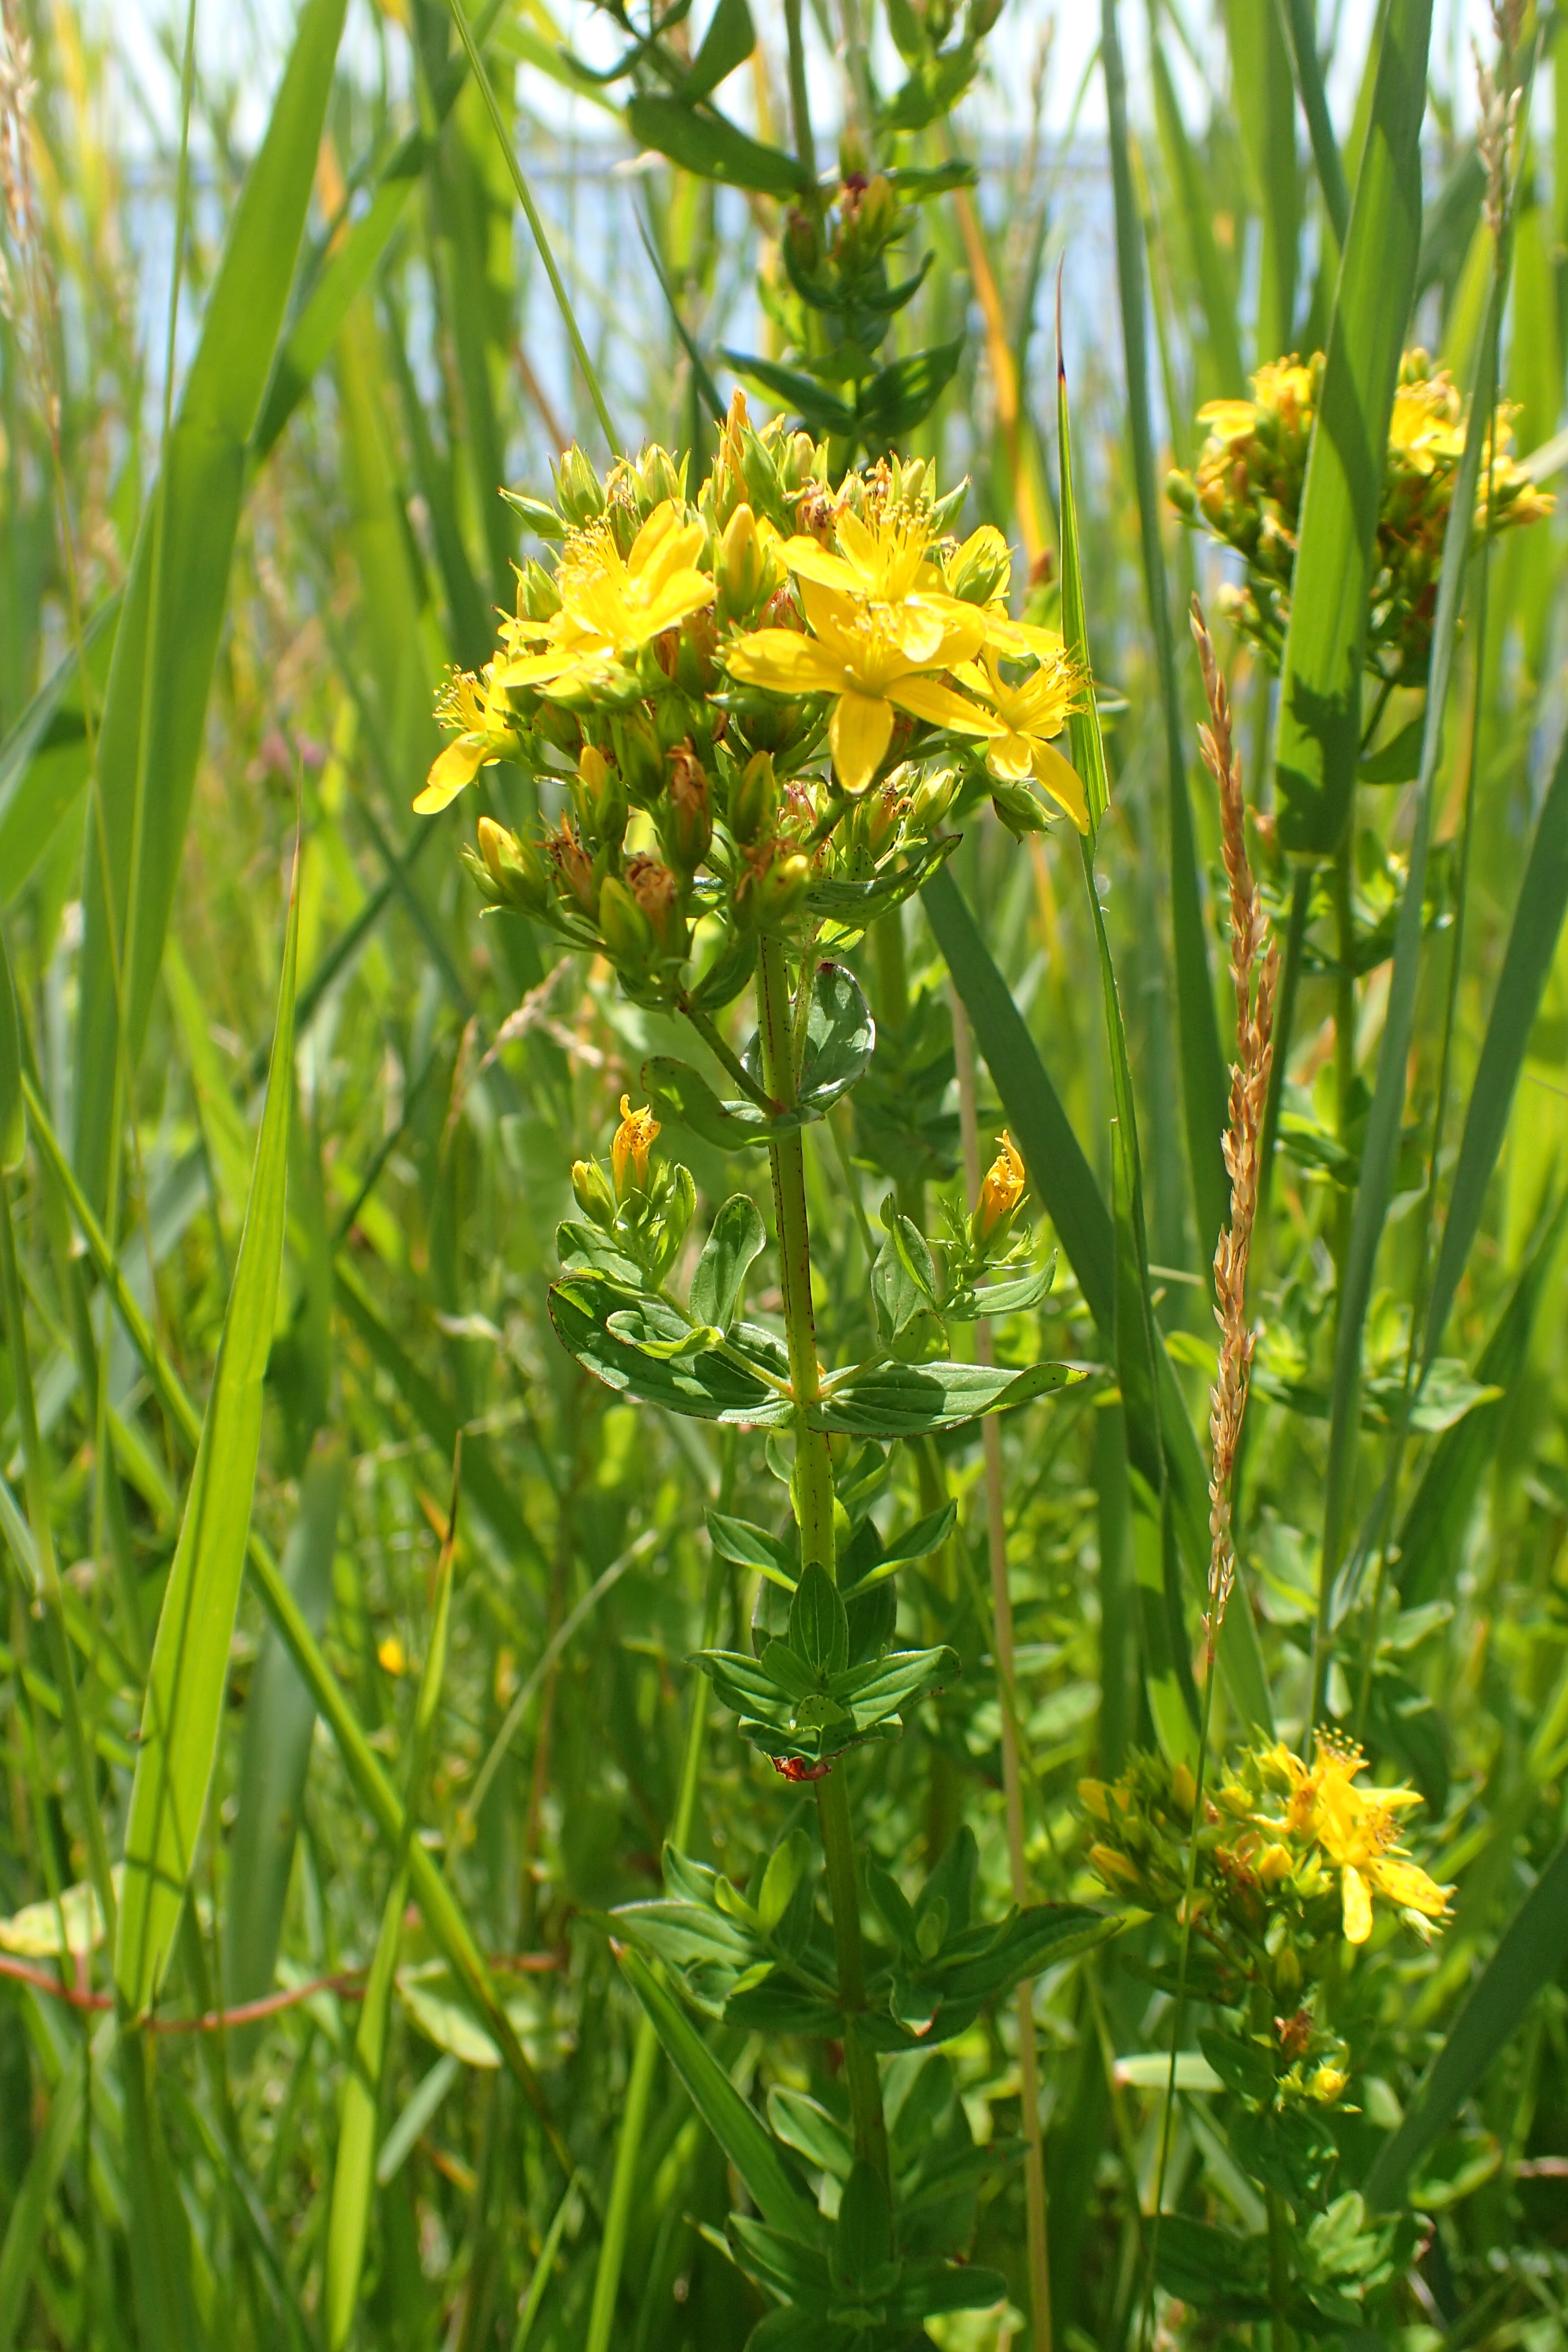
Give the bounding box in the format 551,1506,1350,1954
978,1131,1026,1237
611,1096,660,1197
415,665,519,815
500,500,715,696
724,578,998,796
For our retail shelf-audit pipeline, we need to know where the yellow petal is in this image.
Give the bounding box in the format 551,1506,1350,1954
984,612,1067,662
1030,738,1090,832
887,676,1001,738
1341,1866,1373,1945
414,734,491,815
496,649,573,688
985,729,1034,784
830,692,895,796
783,537,866,597
1373,1858,1452,1919
725,630,845,695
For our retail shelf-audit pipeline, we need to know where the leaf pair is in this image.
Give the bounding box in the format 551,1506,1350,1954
644,963,874,1152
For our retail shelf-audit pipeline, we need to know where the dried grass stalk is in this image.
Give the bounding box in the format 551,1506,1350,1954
1190,597,1279,1656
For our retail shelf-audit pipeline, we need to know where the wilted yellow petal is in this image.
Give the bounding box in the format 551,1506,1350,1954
830,692,895,795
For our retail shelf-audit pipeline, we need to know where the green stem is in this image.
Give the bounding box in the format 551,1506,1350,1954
757,939,885,2173
757,938,834,1572
680,1002,777,1112
781,0,822,222
816,1766,888,2177
585,1499,729,2352
1258,866,1311,1217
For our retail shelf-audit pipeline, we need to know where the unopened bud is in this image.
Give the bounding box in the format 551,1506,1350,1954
548,821,599,919
1308,2065,1348,2106
968,0,1004,37
906,767,958,837
752,848,811,928
636,443,684,510
554,445,605,526
473,817,551,916
660,748,713,875
610,710,666,806
991,780,1047,839
785,208,821,278
945,524,1012,605
717,503,783,622
859,173,897,245
571,1155,617,1230
855,781,904,861
575,743,627,844
729,750,778,846
625,853,689,958
598,874,655,971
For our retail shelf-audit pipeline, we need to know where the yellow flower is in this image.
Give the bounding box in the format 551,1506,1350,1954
415,665,520,815
377,1634,407,1676
724,578,996,797
611,1096,660,1197
953,646,1088,831
978,1131,1026,1237
498,500,715,697
1303,1737,1452,1946
1389,377,1464,475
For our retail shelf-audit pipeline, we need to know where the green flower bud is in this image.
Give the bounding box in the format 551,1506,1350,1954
473,816,551,916
598,873,656,971
555,444,605,527
990,780,1047,839
729,750,778,846
717,502,785,623
574,743,627,845
659,748,714,876
570,1154,618,1231
737,845,811,930
625,854,690,959
968,0,1004,36
610,710,666,806
945,524,1012,605
905,767,958,838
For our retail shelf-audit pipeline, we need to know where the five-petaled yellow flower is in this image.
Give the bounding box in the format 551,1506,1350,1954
500,501,715,698
725,578,997,797
415,665,520,815
1267,1737,1452,1946
611,1097,660,1198
954,643,1088,832
978,1131,1026,1237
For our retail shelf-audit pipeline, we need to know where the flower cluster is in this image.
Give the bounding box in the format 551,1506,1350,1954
1168,348,1554,681
416,396,1085,1007
1085,1735,1451,1957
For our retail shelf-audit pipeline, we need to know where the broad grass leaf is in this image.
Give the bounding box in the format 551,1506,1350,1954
115,874,300,2018
1272,0,1433,859
0,921,21,1173
74,0,349,1213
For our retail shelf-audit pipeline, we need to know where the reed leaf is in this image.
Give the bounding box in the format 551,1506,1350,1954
114,866,299,2018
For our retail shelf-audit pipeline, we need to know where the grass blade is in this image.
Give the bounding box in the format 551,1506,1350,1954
1308,196,1502,1713
1272,0,1433,861
326,1490,457,2347
19,1069,570,2166
223,1429,348,2069
114,863,300,2017
1221,0,1301,358
1099,0,1230,1252
618,1947,818,2239
0,592,119,908
1363,1834,1568,2210
1275,0,1351,244
0,2047,83,2352
74,0,349,1210
1421,726,1568,1370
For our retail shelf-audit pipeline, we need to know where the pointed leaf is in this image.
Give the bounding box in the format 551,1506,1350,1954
115,874,300,2016
690,1193,768,1329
